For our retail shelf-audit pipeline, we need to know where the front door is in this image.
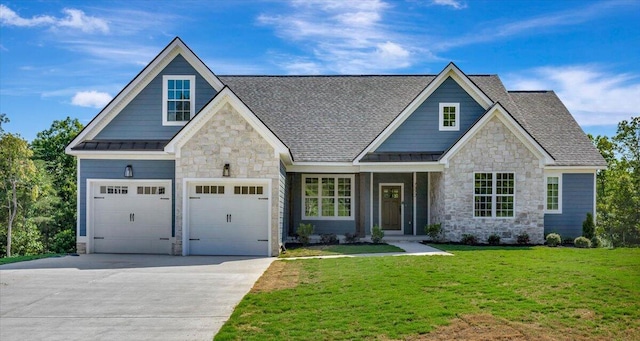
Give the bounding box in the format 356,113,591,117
381,185,402,232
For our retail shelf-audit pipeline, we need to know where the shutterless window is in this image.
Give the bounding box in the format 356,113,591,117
474,172,514,218
439,103,460,131
162,75,195,125
546,176,560,212
303,175,353,219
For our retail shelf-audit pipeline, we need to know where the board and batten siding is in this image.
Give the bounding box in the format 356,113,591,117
79,159,175,236
95,54,217,140
544,173,595,239
376,77,486,153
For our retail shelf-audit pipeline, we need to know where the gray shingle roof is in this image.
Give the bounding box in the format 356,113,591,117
220,75,605,166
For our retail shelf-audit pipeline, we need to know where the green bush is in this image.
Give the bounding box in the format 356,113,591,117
320,233,338,245
371,225,384,244
516,232,530,245
8,222,45,256
344,232,360,244
546,233,562,247
574,236,592,248
425,223,443,241
460,234,477,245
297,223,314,245
51,229,76,253
487,234,501,245
582,212,595,239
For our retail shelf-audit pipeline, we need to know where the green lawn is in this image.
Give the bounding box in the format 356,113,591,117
0,253,62,265
280,243,404,258
216,246,640,340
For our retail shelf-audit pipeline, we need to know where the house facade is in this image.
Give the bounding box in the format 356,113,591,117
66,38,606,256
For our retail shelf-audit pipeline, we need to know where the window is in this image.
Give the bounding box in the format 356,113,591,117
474,172,515,218
195,185,224,194
303,175,354,219
162,75,195,126
439,103,460,131
545,175,562,213
137,186,166,195
100,185,128,194
234,186,264,195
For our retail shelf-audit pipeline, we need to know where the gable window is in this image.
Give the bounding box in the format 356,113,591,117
545,174,562,213
439,103,460,131
162,75,195,126
474,172,515,218
303,175,354,220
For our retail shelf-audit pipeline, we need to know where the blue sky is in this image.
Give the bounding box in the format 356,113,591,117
1,0,638,141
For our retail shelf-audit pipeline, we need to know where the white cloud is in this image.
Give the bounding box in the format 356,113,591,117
506,66,640,126
257,0,421,74
431,0,467,10
0,5,109,34
71,91,113,108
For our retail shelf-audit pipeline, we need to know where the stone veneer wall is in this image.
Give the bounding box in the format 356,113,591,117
174,102,281,256
429,172,445,227
438,116,545,244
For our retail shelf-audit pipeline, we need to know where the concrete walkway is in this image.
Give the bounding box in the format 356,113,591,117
281,242,452,260
0,254,275,341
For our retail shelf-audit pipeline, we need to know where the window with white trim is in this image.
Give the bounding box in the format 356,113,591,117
162,75,195,126
439,103,460,131
474,172,515,218
303,175,354,219
545,175,562,213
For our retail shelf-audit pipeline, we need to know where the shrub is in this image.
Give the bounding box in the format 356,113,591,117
574,236,592,248
344,232,360,244
371,225,384,244
297,223,314,245
582,212,595,239
51,229,76,253
320,233,338,245
546,233,562,247
425,223,443,241
590,236,601,248
7,222,45,256
460,234,477,245
487,234,501,245
516,232,530,245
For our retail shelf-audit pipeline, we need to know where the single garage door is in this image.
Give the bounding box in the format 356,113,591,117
92,181,172,254
189,183,269,256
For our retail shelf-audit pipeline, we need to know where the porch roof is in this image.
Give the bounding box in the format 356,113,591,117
359,152,443,162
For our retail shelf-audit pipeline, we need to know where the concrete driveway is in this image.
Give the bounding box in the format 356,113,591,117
0,254,274,341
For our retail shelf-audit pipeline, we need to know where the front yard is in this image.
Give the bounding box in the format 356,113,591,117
216,245,640,340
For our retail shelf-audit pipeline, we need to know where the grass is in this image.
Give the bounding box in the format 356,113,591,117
216,245,640,340
0,253,62,265
280,243,404,258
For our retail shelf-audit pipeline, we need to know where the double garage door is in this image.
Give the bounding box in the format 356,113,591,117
92,181,172,254
188,183,269,256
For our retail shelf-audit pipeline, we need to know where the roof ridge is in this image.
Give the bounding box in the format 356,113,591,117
219,74,498,78
508,90,553,93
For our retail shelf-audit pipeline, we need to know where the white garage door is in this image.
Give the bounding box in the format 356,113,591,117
92,181,172,254
189,183,269,256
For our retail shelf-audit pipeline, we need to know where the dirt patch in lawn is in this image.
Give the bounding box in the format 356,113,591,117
405,314,600,341
251,260,302,293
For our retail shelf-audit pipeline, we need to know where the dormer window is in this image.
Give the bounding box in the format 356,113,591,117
439,103,460,131
163,75,195,126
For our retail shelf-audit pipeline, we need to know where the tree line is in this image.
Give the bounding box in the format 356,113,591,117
0,115,638,257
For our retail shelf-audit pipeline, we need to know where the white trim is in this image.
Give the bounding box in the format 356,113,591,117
544,166,605,172
354,63,493,162
165,88,290,160
66,38,224,154
439,102,460,131
472,172,516,219
440,103,554,167
181,177,272,257
357,163,445,173
370,172,374,232
412,172,417,236
287,162,358,173
544,172,563,214
301,174,355,221
378,183,404,234
86,179,173,254
162,75,195,126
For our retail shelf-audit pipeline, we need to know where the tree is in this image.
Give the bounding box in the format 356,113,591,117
0,134,37,257
0,114,8,135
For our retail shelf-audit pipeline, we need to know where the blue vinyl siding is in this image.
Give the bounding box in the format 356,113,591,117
95,54,217,140
376,77,486,152
79,159,175,236
416,172,428,235
544,173,595,239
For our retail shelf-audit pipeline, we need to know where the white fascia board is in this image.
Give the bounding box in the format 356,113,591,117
439,103,554,167
71,151,175,160
165,87,289,159
286,162,359,173
358,163,445,173
354,63,493,162
543,166,603,172
67,38,224,153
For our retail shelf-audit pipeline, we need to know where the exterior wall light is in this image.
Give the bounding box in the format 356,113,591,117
223,163,230,177
124,165,134,178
